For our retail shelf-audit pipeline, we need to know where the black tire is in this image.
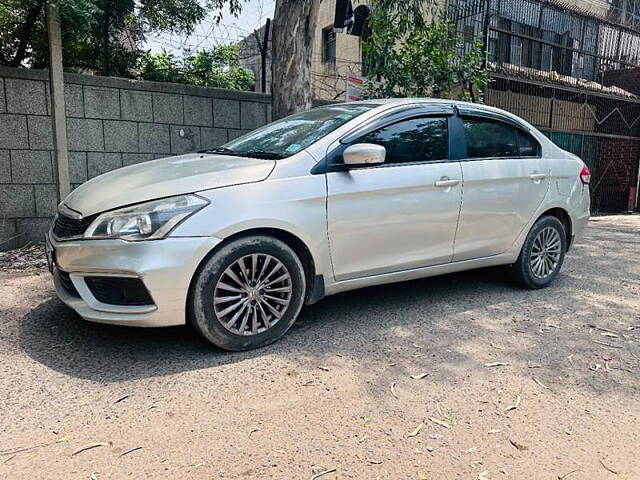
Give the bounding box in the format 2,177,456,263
189,235,306,351
510,215,566,289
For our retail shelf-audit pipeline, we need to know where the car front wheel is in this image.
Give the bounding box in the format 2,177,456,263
511,215,566,289
190,235,306,350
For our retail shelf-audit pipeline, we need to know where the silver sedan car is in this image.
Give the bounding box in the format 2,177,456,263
47,99,591,350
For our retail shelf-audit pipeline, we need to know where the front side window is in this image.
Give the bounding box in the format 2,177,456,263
463,118,519,158
353,117,449,164
221,103,378,158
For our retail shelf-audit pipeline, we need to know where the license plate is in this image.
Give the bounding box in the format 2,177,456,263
45,234,55,274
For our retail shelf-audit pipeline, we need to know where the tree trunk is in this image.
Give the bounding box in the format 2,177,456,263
9,1,44,67
102,0,113,75
271,0,321,120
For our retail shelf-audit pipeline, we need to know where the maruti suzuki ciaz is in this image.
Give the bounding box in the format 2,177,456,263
47,99,591,350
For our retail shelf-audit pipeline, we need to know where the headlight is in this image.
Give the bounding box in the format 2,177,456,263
84,194,209,241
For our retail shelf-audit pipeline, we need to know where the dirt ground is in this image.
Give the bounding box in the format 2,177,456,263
0,216,639,480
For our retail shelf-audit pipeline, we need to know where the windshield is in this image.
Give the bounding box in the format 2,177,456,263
216,103,379,159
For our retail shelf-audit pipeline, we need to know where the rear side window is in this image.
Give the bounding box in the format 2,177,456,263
356,116,448,164
516,129,540,157
462,117,540,159
463,118,518,158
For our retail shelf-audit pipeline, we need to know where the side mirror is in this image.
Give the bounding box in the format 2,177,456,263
342,143,386,166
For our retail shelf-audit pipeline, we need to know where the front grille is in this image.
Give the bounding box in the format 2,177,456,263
85,277,154,306
57,270,80,298
53,213,97,239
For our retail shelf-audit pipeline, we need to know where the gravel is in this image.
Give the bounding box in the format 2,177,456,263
0,243,47,272
0,215,639,479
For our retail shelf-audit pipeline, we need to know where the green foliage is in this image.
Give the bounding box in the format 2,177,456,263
363,2,489,102
0,0,243,78
137,44,255,90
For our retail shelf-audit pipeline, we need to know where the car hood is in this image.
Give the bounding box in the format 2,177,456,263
63,153,276,216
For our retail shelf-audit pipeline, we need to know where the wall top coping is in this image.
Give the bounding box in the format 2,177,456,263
0,66,272,103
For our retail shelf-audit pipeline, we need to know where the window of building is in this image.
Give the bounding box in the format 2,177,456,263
354,117,449,164
323,27,337,62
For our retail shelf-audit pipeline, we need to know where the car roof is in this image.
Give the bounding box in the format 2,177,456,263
353,97,509,115
349,97,538,131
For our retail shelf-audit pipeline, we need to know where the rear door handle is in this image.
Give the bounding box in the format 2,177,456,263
529,173,546,181
435,177,460,188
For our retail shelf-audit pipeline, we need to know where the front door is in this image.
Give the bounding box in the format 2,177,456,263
452,114,550,262
326,116,463,281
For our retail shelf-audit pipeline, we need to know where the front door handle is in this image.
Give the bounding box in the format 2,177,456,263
529,172,546,181
435,177,460,188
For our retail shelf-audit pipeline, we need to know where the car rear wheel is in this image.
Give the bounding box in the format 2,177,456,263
511,215,566,289
190,235,306,351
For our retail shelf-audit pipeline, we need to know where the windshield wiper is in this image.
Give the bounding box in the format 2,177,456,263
198,147,284,160
199,147,237,155
241,151,286,160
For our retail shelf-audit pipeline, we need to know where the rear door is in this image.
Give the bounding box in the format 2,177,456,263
452,112,549,262
326,114,463,281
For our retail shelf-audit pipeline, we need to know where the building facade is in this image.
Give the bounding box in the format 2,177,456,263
448,0,640,212
239,0,640,212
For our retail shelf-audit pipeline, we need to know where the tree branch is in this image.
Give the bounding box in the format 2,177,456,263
9,1,44,67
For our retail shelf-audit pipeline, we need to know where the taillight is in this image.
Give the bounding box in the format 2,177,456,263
579,165,591,184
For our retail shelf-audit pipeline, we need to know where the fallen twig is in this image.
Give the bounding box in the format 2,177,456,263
119,446,143,457
71,442,109,456
0,443,48,456
599,459,619,475
532,377,549,389
113,394,130,405
310,468,336,480
557,468,581,479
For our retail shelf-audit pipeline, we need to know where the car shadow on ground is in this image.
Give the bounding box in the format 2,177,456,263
17,244,639,397
17,266,517,383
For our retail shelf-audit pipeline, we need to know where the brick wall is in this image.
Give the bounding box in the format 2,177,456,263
594,137,640,212
0,66,273,250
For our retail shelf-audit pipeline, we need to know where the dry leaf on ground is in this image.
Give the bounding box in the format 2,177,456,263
485,362,510,367
428,417,451,429
509,439,528,451
505,394,522,412
407,423,424,438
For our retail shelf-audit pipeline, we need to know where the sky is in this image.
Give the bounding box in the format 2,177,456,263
145,0,276,55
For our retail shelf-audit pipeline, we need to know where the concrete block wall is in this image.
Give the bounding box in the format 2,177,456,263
0,66,273,250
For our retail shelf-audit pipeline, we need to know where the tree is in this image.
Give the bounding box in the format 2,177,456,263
363,3,488,102
0,0,243,77
137,45,255,90
271,0,321,120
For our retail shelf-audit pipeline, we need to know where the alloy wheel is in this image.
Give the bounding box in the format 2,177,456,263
213,254,293,336
529,226,562,278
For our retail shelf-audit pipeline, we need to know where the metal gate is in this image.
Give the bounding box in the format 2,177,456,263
486,75,640,212
447,0,640,212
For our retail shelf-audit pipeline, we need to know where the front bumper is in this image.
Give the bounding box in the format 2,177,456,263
48,231,221,327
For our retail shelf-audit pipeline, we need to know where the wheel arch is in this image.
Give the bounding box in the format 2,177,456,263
539,207,573,249
186,227,322,325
